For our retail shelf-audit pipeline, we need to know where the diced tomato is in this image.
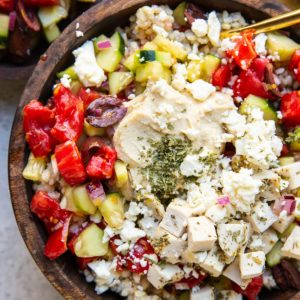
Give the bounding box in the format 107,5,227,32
77,257,99,271
281,91,300,127
289,50,300,83
175,272,207,289
212,64,232,88
51,84,84,143
250,57,269,81
23,100,56,157
44,215,72,260
24,0,59,7
227,30,257,70
55,140,87,186
121,237,156,274
30,191,70,233
232,276,263,300
86,145,117,180
281,144,290,157
233,69,273,99
78,87,101,110
0,0,14,12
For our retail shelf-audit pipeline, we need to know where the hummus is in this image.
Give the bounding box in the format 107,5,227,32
113,79,236,168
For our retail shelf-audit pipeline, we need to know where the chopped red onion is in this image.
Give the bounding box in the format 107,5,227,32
86,181,106,202
273,195,296,215
9,11,16,31
217,196,230,206
97,40,112,50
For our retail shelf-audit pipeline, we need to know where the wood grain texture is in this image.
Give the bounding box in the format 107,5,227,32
7,0,300,299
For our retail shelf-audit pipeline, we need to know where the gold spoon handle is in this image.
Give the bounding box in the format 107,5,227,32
221,8,300,38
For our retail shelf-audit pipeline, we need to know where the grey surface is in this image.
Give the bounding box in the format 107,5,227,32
0,79,63,300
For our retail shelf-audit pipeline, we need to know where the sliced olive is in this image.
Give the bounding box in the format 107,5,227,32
184,3,206,26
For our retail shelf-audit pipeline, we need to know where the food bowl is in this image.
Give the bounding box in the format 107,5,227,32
8,0,300,299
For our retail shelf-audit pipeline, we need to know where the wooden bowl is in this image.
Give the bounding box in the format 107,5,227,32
8,0,300,299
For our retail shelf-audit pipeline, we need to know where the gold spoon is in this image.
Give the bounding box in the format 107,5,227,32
221,8,300,38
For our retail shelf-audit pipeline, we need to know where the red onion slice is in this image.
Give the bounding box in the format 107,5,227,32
97,40,111,50
217,196,230,206
86,181,106,206
273,195,296,215
9,11,17,31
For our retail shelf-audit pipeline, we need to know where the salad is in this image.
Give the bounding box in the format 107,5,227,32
22,2,300,300
0,0,96,64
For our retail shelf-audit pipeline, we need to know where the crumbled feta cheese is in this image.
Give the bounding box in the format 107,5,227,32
138,217,158,236
207,11,221,46
182,249,207,264
75,30,84,38
186,79,216,101
190,286,214,300
171,63,187,92
220,38,236,52
160,199,193,237
205,204,227,223
275,162,300,190
73,41,106,87
188,216,217,252
191,19,208,38
60,74,71,88
180,154,210,177
221,168,262,214
247,201,278,233
254,33,267,55
120,220,146,242
281,226,300,259
239,251,265,279
147,264,184,289
222,109,247,138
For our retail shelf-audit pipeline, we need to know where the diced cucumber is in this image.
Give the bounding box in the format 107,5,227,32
135,82,146,95
279,222,296,239
173,2,187,26
153,35,187,61
123,52,140,71
64,186,84,215
279,156,295,166
57,66,78,80
187,60,203,82
239,94,278,121
288,127,300,152
22,153,46,182
139,50,156,63
96,32,125,72
266,241,283,267
70,80,83,94
92,34,108,54
136,61,171,83
38,5,68,29
142,41,158,51
74,223,108,258
44,24,61,43
100,193,124,228
114,160,128,188
84,119,105,137
0,14,9,47
266,32,300,62
72,185,97,215
108,72,134,95
202,54,221,81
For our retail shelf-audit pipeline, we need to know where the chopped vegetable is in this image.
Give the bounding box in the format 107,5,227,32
232,276,263,300
22,152,46,181
281,91,300,127
114,160,128,188
72,185,97,215
57,66,78,80
266,241,283,267
212,64,231,88
173,2,187,26
108,72,134,96
84,119,105,137
86,180,106,207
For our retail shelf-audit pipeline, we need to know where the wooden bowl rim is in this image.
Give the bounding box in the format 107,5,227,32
8,0,300,299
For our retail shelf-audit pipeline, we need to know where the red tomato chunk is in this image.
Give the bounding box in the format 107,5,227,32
55,140,87,186
281,91,300,127
232,275,263,300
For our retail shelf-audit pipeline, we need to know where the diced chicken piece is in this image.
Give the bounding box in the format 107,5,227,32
190,286,215,300
275,162,300,190
261,228,279,254
218,290,243,300
239,222,252,254
188,216,217,252
217,223,248,258
282,226,300,260
152,226,186,263
239,251,266,280
223,258,251,289
160,199,193,237
147,264,184,289
182,249,207,264
247,201,278,233
200,244,226,277
272,212,295,233
205,204,228,223
254,170,281,200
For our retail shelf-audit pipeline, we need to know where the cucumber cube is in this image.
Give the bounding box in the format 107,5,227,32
57,66,78,80
22,153,46,182
266,241,282,267
44,24,61,43
72,185,97,215
0,14,9,46
114,160,128,188
108,72,134,95
202,54,220,81
74,223,108,258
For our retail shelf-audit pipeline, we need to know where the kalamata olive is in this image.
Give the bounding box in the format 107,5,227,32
17,0,40,32
86,96,127,128
272,265,289,291
280,259,300,290
184,3,206,26
81,137,106,165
